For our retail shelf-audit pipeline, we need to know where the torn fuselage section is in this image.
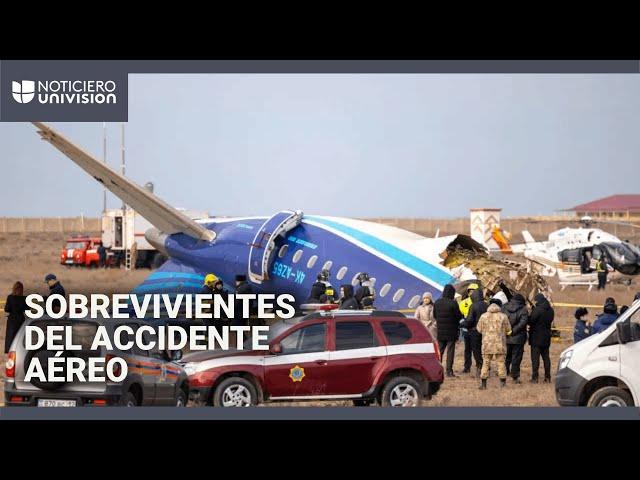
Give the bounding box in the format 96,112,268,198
441,235,551,305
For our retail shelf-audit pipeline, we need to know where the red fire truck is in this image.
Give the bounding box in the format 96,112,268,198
59,236,104,267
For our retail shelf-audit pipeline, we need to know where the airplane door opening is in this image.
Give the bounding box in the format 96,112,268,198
114,216,123,248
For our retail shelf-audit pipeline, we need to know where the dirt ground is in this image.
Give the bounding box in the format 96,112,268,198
1,232,637,407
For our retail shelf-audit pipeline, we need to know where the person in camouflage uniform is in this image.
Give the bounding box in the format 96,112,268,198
476,298,512,389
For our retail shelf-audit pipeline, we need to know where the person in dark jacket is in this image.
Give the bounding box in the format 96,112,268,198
528,293,554,383
573,307,591,343
458,283,478,373
591,301,619,334
502,293,528,383
44,273,66,314
233,275,256,327
4,281,27,353
339,284,360,310
97,243,108,268
212,278,230,330
433,284,462,377
461,287,486,376
354,273,375,309
580,250,592,274
307,274,327,303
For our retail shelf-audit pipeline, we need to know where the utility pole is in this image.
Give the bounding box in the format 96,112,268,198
121,123,126,211
121,122,131,270
102,122,107,212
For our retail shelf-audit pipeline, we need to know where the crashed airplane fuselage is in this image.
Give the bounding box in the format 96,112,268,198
32,122,549,310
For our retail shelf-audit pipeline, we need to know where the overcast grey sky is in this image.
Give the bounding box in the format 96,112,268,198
1,74,638,218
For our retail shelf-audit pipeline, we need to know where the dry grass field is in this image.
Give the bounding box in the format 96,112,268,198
1,231,637,407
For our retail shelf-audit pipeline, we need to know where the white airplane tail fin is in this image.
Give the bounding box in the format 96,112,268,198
522,230,536,245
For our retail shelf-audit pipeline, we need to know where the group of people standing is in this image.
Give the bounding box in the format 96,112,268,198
414,283,556,388
573,292,639,342
307,270,376,310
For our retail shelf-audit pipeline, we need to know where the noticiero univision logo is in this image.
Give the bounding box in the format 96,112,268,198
12,80,35,103
11,79,117,105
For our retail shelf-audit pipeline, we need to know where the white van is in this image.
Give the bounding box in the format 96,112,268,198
556,299,640,407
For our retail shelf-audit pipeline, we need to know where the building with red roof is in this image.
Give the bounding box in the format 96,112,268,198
565,194,640,221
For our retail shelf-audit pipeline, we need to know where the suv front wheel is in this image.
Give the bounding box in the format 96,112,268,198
380,376,422,407
213,377,258,407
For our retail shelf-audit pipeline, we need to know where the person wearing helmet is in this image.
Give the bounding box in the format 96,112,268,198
355,272,375,309
200,273,219,321
319,269,331,283
317,269,337,303
201,273,218,294
458,283,478,318
307,273,328,303
459,283,479,373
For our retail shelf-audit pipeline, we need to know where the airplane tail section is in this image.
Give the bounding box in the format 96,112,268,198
522,230,536,245
32,122,215,242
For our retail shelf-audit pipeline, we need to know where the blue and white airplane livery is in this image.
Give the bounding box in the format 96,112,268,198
33,122,482,311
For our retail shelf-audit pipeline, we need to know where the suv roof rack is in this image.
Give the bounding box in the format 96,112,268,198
303,310,406,320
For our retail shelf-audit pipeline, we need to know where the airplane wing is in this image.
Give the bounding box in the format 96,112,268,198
32,122,215,242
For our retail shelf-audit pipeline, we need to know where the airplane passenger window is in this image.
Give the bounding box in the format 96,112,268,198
278,244,289,258
379,283,391,297
322,260,333,271
393,289,405,303
336,266,348,280
307,255,318,269
292,249,303,263
351,272,362,286
408,295,421,309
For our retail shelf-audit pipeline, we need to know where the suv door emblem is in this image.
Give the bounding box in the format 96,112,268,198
289,365,306,382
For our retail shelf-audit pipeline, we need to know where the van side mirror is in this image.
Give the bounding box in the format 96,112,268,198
269,343,282,355
616,321,631,345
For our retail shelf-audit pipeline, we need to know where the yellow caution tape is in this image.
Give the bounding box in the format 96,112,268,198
553,302,603,308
